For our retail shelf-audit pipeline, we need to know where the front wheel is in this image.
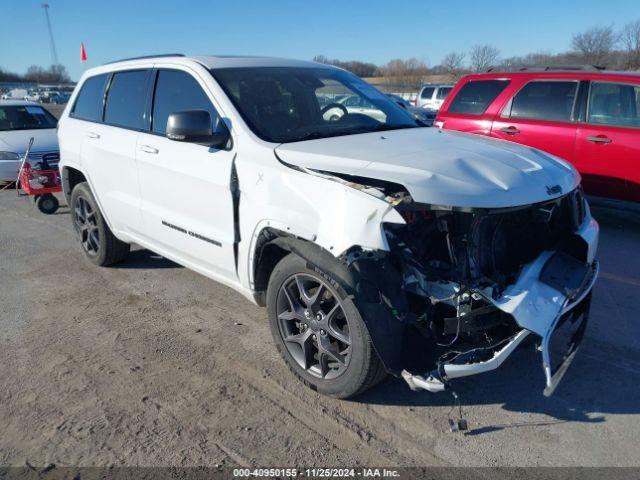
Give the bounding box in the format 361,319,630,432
70,182,130,266
267,253,385,398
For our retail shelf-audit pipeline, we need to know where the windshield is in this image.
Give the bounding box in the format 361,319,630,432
211,67,422,143
0,105,57,131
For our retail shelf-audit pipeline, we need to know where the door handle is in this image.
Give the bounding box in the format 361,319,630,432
140,145,159,154
86,131,100,139
500,126,520,135
587,135,612,144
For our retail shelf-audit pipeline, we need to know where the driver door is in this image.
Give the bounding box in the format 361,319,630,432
136,68,237,280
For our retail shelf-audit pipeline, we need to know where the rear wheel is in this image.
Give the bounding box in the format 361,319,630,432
267,253,385,398
70,182,129,266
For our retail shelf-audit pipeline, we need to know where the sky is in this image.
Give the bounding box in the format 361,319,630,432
0,0,636,81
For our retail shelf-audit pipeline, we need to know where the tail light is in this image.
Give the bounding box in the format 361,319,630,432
434,120,445,129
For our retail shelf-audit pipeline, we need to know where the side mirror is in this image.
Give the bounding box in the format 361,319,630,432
166,110,230,148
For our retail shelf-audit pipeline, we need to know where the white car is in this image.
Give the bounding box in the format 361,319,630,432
416,84,454,110
57,55,598,399
322,94,387,122
0,100,59,182
24,92,41,102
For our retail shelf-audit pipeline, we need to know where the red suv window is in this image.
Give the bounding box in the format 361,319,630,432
587,82,640,128
448,80,509,115
507,81,579,122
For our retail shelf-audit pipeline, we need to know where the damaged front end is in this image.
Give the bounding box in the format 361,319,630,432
342,185,599,396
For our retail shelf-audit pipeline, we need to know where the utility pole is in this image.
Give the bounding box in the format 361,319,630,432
41,3,59,65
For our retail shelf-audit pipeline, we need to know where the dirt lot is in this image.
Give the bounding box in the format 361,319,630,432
0,190,639,468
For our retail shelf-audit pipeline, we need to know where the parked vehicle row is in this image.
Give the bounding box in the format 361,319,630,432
435,67,640,202
0,87,73,104
57,55,598,400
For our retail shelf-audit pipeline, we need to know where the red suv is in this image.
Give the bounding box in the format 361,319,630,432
435,67,640,202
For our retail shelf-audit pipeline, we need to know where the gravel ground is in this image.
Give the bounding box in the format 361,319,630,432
0,190,639,468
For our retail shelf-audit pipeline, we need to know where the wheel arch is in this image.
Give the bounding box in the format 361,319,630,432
61,165,87,204
250,226,356,307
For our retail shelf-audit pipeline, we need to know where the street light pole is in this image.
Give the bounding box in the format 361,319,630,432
41,3,59,65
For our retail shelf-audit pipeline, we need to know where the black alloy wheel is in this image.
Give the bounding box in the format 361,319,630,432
73,195,100,256
276,273,352,380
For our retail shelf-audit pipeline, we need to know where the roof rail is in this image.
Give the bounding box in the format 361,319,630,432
487,64,606,72
104,54,185,65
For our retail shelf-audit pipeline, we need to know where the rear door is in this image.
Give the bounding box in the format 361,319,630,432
136,67,238,280
79,69,151,233
491,80,580,163
575,80,640,201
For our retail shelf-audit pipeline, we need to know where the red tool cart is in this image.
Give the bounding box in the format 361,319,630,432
12,137,62,214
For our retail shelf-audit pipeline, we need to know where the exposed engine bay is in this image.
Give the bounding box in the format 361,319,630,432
332,172,598,395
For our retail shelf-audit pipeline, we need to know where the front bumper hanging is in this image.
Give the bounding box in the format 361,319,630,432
401,253,599,396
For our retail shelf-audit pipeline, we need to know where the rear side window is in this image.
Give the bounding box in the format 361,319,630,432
104,70,151,130
509,81,578,122
588,82,640,128
151,70,223,135
420,87,435,99
71,74,109,122
436,87,452,100
447,80,509,115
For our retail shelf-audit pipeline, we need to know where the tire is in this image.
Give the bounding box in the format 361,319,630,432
267,252,385,399
70,182,130,266
36,193,59,214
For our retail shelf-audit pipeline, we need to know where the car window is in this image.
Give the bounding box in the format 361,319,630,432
0,105,57,131
152,70,223,135
71,73,109,122
447,80,509,115
104,70,151,130
436,87,452,100
420,87,435,99
588,82,640,128
509,81,578,122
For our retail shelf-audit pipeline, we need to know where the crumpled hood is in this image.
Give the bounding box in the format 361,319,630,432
275,128,580,208
0,128,58,153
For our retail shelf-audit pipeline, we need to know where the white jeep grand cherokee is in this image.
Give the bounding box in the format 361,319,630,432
58,55,599,399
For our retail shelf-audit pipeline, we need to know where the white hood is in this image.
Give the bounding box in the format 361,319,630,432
0,128,58,154
275,128,580,209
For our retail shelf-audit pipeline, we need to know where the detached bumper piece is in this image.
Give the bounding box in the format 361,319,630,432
401,329,530,392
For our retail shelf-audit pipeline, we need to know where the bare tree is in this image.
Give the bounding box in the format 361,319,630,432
572,25,617,66
470,45,500,72
312,55,378,77
440,51,466,79
379,58,429,90
621,20,640,69
22,64,70,83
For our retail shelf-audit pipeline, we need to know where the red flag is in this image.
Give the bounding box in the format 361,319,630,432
80,43,87,62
